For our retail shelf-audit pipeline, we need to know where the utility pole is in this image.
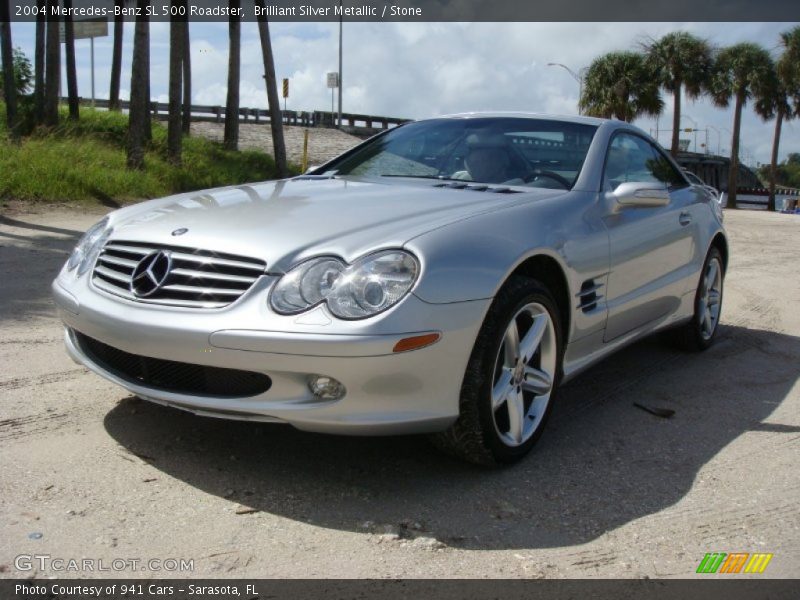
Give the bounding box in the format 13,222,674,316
708,125,721,156
681,114,698,153
337,0,343,127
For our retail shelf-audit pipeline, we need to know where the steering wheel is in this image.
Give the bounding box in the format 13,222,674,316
523,170,571,189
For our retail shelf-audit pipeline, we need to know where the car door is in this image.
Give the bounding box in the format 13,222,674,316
602,132,696,342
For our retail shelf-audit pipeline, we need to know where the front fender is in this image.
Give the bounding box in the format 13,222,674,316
406,191,606,303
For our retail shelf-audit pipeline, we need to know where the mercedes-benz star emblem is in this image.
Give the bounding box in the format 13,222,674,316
130,251,173,298
171,228,188,236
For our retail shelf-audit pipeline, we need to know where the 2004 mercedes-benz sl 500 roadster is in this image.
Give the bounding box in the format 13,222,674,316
53,113,727,464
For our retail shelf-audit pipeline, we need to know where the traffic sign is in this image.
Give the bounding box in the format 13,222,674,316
58,17,107,43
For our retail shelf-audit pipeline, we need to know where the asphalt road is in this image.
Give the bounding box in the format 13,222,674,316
1,205,798,578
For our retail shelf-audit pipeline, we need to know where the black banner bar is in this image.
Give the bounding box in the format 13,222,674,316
2,579,800,600
7,0,800,23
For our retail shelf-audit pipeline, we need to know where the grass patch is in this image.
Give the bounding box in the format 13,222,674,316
0,103,289,205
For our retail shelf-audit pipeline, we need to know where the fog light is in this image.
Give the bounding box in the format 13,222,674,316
307,375,346,400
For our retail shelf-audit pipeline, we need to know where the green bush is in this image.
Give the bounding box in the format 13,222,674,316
758,153,800,189
0,103,289,205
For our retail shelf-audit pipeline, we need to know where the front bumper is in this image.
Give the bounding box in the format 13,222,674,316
53,276,490,435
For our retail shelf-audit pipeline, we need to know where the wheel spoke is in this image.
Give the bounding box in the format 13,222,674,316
703,309,713,333
519,315,547,363
506,388,525,444
707,290,721,307
698,301,707,326
709,301,721,323
522,366,552,396
503,320,520,366
492,368,514,409
706,262,719,289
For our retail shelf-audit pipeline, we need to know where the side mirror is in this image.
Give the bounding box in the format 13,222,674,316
610,182,670,208
305,165,320,174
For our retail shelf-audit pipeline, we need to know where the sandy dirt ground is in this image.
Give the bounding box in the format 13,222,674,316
0,205,798,579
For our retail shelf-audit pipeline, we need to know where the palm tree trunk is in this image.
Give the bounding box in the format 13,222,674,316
223,0,240,151
34,0,46,124
109,1,124,111
143,23,151,144
127,1,150,170
767,108,783,212
181,21,191,135
670,86,681,157
43,0,61,127
726,92,744,210
0,13,18,139
255,3,288,177
167,4,184,165
64,0,80,121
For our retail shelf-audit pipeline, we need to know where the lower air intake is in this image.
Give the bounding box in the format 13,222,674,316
74,331,272,398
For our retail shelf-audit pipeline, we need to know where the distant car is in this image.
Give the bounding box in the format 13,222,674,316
53,113,728,464
683,169,720,201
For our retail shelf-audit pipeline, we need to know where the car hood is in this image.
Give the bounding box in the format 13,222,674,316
109,178,563,272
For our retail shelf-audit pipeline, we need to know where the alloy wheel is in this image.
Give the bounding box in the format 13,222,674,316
491,302,557,447
699,257,723,340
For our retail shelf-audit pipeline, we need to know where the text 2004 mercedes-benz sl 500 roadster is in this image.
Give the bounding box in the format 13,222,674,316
53,113,727,464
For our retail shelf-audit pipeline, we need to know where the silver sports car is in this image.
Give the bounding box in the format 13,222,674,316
53,113,727,464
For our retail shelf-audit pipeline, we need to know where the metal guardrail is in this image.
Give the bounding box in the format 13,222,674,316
65,97,410,132
735,187,800,197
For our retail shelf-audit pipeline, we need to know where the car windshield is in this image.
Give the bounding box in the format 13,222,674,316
326,117,598,190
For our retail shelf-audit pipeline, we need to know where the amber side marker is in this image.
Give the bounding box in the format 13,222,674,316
393,333,441,353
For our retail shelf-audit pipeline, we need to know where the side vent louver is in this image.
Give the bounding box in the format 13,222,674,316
577,279,604,313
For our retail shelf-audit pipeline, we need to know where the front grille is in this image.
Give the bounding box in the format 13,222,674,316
75,331,272,398
92,240,266,309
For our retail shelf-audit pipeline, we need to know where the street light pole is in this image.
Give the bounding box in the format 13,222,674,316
547,62,584,115
708,125,721,155
337,1,343,128
681,114,698,153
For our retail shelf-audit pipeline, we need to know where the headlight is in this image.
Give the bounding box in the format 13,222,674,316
270,250,419,319
66,217,112,275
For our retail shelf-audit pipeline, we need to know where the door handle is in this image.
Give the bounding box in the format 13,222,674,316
679,211,692,226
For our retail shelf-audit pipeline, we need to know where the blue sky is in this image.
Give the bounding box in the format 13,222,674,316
8,21,800,166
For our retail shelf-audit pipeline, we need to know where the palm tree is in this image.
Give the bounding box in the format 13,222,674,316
255,1,287,176
109,0,125,111
43,0,61,127
580,51,663,122
223,0,240,151
34,0,46,124
181,22,191,135
0,2,19,139
766,27,800,211
63,0,80,120
644,32,712,157
167,0,185,164
709,43,777,209
127,0,151,169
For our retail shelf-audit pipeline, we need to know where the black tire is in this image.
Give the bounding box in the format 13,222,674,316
670,247,724,352
430,275,563,465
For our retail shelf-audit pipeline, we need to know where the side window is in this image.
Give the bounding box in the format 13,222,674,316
603,132,687,191
646,142,688,189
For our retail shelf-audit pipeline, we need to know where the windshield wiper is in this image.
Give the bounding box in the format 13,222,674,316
379,174,461,181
